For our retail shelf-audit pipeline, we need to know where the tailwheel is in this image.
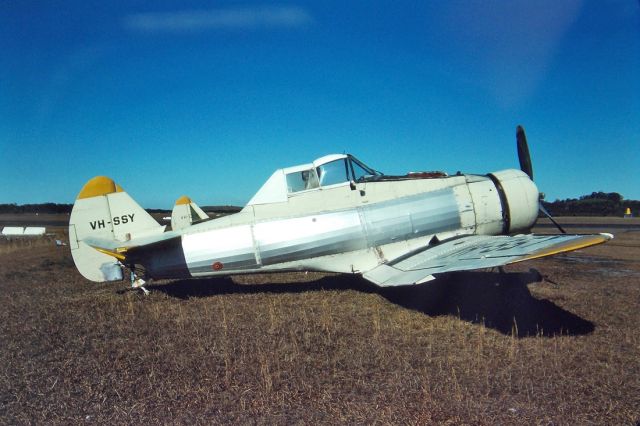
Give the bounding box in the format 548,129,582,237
125,265,150,295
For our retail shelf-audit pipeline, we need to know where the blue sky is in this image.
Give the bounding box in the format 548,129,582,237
1,1,638,207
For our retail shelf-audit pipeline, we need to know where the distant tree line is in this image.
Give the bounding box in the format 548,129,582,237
0,203,73,214
201,205,242,214
542,192,640,216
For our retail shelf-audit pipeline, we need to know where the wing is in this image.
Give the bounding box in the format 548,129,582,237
362,233,613,287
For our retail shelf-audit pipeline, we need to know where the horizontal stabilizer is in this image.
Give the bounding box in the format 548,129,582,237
84,230,178,253
363,233,613,287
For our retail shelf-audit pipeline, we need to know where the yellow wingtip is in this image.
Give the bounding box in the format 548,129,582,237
512,233,612,264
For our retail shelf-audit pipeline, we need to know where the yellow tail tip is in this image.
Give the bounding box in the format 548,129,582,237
77,176,123,199
175,195,192,205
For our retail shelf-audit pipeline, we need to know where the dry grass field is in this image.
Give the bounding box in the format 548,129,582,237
1,216,639,424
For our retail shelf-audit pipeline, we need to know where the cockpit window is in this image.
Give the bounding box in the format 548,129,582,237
350,157,378,182
317,159,349,186
315,155,382,187
286,169,319,193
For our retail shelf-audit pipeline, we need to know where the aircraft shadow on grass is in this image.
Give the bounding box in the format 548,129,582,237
150,269,594,338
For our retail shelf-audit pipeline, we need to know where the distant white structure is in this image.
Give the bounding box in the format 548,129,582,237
1,226,47,236
2,227,24,236
24,227,46,235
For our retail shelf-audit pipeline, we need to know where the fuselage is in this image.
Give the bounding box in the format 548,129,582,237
127,169,539,280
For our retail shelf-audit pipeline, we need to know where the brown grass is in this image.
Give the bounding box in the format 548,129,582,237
1,221,639,424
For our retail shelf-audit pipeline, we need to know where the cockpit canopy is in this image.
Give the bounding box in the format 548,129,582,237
246,154,382,206
286,154,382,193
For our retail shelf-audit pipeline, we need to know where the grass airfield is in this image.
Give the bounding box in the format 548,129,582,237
1,216,639,424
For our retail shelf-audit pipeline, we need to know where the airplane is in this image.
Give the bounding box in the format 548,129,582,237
68,126,612,294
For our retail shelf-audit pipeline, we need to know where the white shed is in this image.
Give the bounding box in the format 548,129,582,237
2,227,25,236
24,227,46,235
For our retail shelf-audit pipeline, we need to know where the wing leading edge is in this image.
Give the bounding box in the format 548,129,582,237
362,233,613,287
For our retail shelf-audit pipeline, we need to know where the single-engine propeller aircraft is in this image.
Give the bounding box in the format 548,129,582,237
69,126,612,293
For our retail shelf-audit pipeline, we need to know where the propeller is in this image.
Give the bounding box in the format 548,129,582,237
516,125,566,234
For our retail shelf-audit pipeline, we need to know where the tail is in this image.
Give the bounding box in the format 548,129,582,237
68,176,165,282
171,195,209,231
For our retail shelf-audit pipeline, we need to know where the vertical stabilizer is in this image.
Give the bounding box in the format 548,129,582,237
69,176,165,282
171,196,209,231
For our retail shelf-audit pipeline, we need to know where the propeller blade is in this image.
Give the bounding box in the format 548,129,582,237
516,125,534,180
539,202,566,234
515,125,561,232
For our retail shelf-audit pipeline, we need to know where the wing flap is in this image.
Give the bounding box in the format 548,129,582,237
363,264,436,287
363,233,613,287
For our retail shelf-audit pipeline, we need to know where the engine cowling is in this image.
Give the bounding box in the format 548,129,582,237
489,169,539,234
